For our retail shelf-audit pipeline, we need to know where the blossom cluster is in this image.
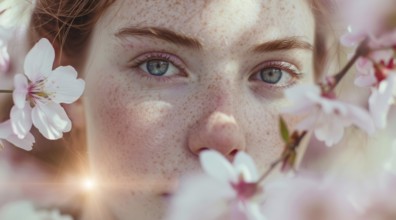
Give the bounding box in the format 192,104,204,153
167,150,396,220
0,38,85,150
0,0,84,151
282,0,396,147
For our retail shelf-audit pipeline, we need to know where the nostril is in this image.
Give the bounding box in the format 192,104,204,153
199,147,209,153
229,149,238,157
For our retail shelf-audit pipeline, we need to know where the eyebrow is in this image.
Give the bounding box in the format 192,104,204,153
115,26,203,50
251,37,313,53
115,26,313,53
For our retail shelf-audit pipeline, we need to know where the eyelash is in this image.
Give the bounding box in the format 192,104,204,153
129,53,303,88
251,61,303,89
129,52,187,82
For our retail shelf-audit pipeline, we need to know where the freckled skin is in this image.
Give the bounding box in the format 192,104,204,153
81,0,314,219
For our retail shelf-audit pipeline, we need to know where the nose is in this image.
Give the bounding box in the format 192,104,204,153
187,89,246,161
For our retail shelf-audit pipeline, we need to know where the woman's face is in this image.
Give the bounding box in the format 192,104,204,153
82,0,314,219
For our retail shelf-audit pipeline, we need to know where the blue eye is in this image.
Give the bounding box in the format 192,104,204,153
146,59,169,76
251,61,301,87
259,68,283,84
139,59,180,77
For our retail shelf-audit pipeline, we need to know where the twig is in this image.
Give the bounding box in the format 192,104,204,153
330,39,370,90
257,131,307,184
0,89,13,93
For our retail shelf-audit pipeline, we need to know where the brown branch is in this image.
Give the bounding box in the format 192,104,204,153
330,39,371,91
257,131,307,184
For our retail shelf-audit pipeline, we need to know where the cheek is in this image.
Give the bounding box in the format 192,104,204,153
84,69,200,180
251,102,306,173
241,100,293,170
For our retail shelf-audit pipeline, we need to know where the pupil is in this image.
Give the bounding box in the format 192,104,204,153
147,60,169,76
260,68,282,84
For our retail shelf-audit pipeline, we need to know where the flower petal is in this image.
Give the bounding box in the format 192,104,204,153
317,98,348,116
283,84,320,116
347,104,376,133
45,66,85,104
31,102,72,140
233,151,259,182
165,174,234,220
0,200,72,219
245,203,266,220
282,100,314,116
354,74,377,87
314,115,347,147
23,38,54,82
12,74,28,109
6,131,35,151
340,31,366,47
0,120,34,151
0,45,10,73
296,110,319,131
368,75,395,129
284,84,320,104
10,104,32,139
200,150,238,183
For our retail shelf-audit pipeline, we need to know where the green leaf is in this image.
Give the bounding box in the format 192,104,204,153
279,116,290,144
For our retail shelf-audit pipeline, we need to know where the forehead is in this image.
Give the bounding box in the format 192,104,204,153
100,0,314,48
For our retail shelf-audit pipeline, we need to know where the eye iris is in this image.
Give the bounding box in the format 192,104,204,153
146,60,169,76
260,68,282,84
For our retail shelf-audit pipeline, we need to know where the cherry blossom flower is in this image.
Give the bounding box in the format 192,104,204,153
262,175,359,220
0,0,35,75
0,26,11,74
11,38,85,140
0,120,34,151
354,50,394,88
283,84,375,146
342,7,396,129
166,150,266,220
0,0,35,28
383,140,396,173
339,0,396,49
0,200,73,220
353,50,395,129
368,74,395,129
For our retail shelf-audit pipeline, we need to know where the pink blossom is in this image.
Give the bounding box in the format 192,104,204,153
353,50,395,129
339,0,396,49
0,26,11,74
383,140,396,173
283,84,375,146
10,38,85,141
0,200,73,220
165,150,266,220
368,74,395,129
0,0,35,28
354,50,394,88
262,175,359,220
261,172,396,220
0,120,34,151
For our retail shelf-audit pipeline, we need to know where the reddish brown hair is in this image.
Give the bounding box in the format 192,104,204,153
309,0,342,79
31,0,115,58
